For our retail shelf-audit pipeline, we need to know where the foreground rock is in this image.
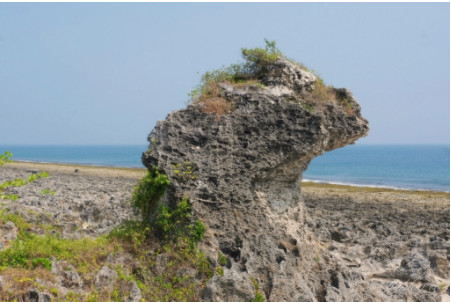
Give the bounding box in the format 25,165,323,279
142,58,374,300
303,184,449,302
0,163,142,238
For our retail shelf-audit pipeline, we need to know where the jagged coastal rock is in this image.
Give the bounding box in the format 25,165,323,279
142,58,371,300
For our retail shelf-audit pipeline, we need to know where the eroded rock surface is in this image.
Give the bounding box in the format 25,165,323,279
303,185,449,302
0,166,139,238
142,58,372,301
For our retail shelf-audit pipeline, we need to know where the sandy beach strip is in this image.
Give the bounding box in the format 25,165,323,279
302,181,449,208
9,160,147,179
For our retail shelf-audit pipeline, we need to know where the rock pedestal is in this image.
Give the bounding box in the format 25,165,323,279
143,58,369,301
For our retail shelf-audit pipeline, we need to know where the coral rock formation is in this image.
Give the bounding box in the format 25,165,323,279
142,58,369,301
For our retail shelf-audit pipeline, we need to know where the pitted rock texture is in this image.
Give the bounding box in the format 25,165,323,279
143,59,369,301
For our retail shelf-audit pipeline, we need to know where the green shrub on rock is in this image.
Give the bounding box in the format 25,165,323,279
155,197,206,245
240,39,282,80
131,168,170,221
0,151,12,166
189,39,282,104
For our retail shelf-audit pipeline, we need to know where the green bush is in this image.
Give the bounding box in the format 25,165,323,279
130,168,206,245
189,39,282,103
0,151,12,166
251,292,265,302
240,39,282,80
250,277,265,302
217,251,228,267
154,197,206,244
131,168,170,222
31,257,52,270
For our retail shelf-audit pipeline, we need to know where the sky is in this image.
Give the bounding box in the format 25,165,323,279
0,3,449,145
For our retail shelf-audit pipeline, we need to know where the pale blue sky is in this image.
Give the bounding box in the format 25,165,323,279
0,3,449,145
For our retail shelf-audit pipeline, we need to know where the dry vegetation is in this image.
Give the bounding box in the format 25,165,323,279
192,81,233,116
189,40,356,117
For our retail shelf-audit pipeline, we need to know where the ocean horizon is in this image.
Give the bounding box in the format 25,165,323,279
0,144,449,192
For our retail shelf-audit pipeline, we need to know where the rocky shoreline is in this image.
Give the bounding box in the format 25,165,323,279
302,183,450,301
0,162,448,301
0,162,145,239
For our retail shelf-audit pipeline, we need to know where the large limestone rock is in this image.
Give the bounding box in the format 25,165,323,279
142,58,369,301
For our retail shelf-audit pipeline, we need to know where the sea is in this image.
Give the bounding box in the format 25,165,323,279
0,144,449,192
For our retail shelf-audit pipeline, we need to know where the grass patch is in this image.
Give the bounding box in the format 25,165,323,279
310,77,337,103
0,267,56,301
0,233,112,272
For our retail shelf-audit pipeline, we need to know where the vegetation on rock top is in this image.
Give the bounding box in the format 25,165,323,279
188,39,347,116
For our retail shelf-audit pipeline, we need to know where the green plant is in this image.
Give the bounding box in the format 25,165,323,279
250,277,265,302
0,151,12,166
171,161,198,182
339,97,354,114
131,167,170,222
189,40,281,104
0,232,111,272
216,266,224,276
239,39,282,81
108,220,146,242
251,292,265,302
311,77,336,103
217,252,228,267
188,220,206,243
31,257,52,270
0,211,32,238
154,197,206,245
235,236,243,248
49,287,58,296
302,103,314,113
41,189,56,195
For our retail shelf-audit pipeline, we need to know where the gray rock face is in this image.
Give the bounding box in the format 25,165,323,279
122,281,142,302
27,288,51,302
0,221,17,250
94,265,118,290
52,260,84,289
264,58,317,97
142,58,369,301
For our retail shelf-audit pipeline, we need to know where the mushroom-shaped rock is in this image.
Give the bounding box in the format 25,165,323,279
142,58,369,301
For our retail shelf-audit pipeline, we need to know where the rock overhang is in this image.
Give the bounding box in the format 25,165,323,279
141,52,369,301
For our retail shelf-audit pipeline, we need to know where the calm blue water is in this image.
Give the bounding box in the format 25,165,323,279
304,144,449,192
0,144,449,192
0,145,147,168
